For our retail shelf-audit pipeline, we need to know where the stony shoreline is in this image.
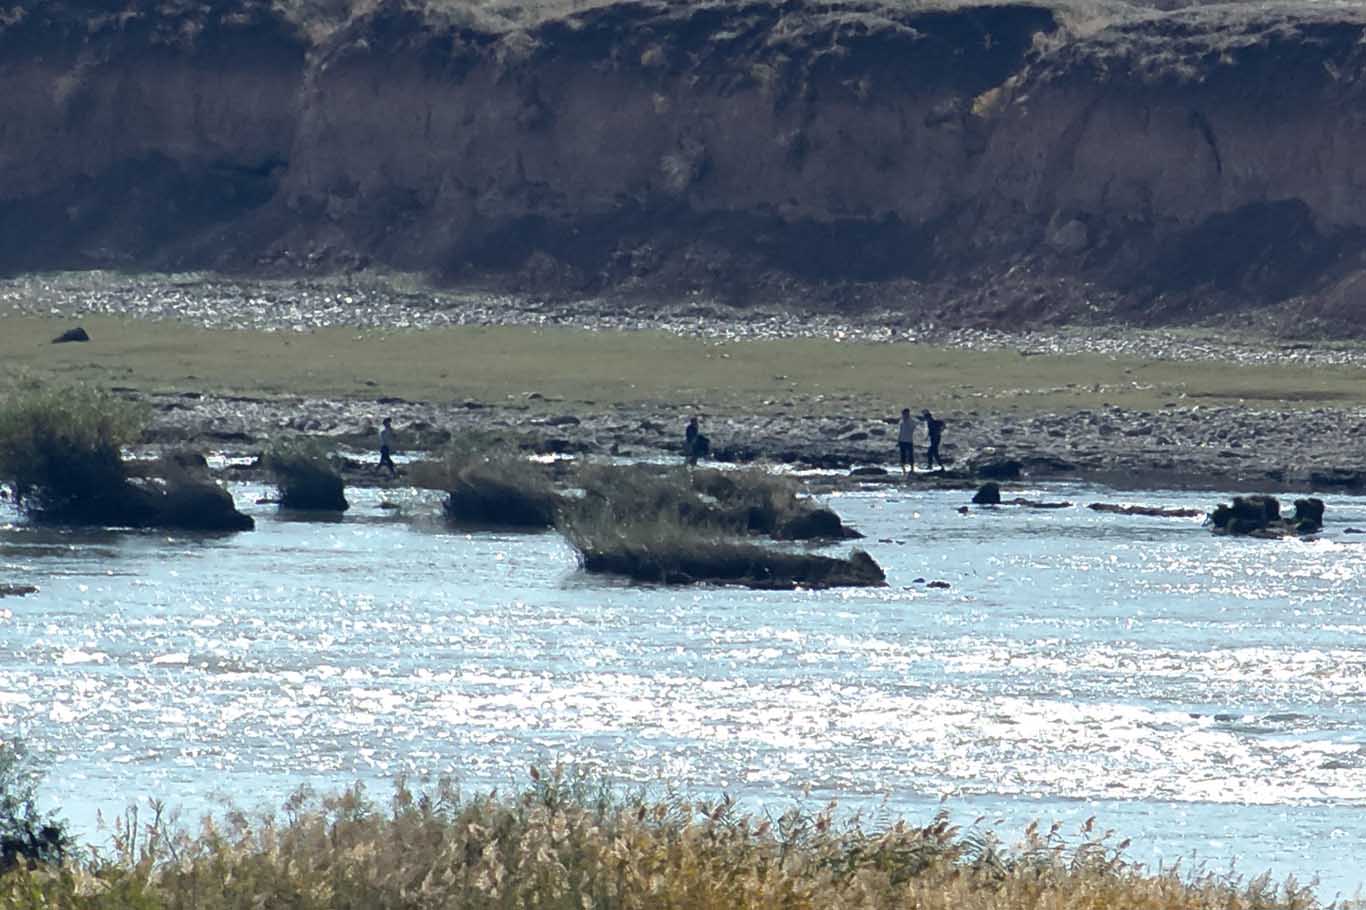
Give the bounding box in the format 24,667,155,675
8,271,1366,367
129,384,1366,496
15,272,1352,496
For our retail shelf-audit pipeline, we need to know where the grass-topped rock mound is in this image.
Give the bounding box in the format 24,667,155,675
0,384,253,532
411,437,562,529
560,505,884,590
691,468,862,541
574,463,862,542
268,440,349,511
563,464,881,589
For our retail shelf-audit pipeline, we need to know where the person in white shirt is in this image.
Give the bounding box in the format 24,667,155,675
378,417,397,477
897,408,915,479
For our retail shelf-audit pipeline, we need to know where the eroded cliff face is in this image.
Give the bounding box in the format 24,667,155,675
2,0,1365,333
0,0,305,269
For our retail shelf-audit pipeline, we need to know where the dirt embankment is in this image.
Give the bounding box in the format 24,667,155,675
3,0,1366,335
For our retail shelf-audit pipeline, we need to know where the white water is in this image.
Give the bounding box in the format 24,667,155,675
2,483,1364,898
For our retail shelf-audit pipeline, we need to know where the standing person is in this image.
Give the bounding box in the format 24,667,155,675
922,409,946,470
897,408,916,479
684,415,709,466
377,417,398,477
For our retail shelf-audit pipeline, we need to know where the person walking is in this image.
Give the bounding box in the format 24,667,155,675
897,408,916,479
377,417,398,477
922,409,946,470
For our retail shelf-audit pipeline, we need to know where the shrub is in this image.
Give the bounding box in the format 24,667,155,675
575,462,724,528
0,744,71,873
0,383,145,520
574,463,860,541
268,439,349,511
0,384,252,531
691,466,799,532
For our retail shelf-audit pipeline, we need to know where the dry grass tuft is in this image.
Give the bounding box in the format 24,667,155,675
0,773,1324,910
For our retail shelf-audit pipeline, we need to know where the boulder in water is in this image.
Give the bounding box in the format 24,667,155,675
1210,495,1322,537
1292,497,1325,533
776,506,862,540
971,482,1002,505
444,475,559,527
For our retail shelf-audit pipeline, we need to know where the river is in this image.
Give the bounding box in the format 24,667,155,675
2,481,1364,898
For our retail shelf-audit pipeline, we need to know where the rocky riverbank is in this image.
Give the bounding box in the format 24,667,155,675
21,273,1351,495
135,386,1366,495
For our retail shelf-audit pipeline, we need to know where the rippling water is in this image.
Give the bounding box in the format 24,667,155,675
3,483,1365,897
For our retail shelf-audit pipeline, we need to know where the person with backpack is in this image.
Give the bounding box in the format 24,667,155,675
922,410,946,470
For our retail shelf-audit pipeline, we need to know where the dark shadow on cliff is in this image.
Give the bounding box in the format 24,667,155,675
0,155,286,275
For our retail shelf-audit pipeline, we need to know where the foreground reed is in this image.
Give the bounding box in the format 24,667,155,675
1,773,1323,910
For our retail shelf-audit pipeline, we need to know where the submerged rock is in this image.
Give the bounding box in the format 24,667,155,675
579,544,885,590
0,584,38,597
1089,503,1205,518
775,506,862,541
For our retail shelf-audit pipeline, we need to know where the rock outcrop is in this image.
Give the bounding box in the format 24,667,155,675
1209,495,1324,536
6,0,1366,333
579,542,886,589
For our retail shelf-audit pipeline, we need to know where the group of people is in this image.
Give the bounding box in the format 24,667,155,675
678,410,946,477
897,409,946,477
375,410,946,478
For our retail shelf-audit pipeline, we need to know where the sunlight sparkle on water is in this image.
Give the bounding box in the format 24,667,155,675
4,483,1366,895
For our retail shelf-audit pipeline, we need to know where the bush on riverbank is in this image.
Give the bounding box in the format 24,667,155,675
0,384,253,531
412,437,560,527
0,383,143,519
268,439,349,511
0,772,1320,910
0,745,71,874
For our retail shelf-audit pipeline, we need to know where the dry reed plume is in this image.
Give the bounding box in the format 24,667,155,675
0,771,1324,910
